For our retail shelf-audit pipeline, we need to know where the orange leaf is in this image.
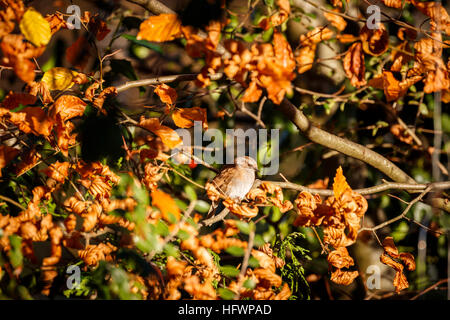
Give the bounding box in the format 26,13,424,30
139,117,182,149
323,10,347,32
360,24,389,56
8,107,54,137
137,14,182,42
154,84,177,105
42,161,70,183
332,166,351,200
1,92,36,110
172,107,207,129
50,95,87,121
241,81,263,103
151,189,181,221
0,145,19,176
343,42,366,87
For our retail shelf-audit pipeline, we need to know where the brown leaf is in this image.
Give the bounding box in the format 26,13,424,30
327,247,355,269
343,42,366,87
6,106,54,137
139,117,182,149
172,107,207,129
0,145,19,176
360,24,389,56
43,161,70,183
382,236,399,258
330,268,359,285
1,92,36,110
137,14,182,42
333,166,351,200
399,252,416,271
154,84,177,105
382,0,403,8
50,95,87,122
324,10,347,31
241,80,263,103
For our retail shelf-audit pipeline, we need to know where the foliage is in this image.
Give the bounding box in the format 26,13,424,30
0,0,448,300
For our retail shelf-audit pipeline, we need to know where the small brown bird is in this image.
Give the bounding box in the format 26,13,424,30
206,156,258,217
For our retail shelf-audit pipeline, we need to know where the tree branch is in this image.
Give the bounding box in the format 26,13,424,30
277,98,415,184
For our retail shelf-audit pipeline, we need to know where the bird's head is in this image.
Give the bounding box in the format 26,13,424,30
234,156,258,171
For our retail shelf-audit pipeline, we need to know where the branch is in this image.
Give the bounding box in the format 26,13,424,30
126,0,175,14
266,180,450,196
116,73,223,93
277,98,415,184
359,187,432,233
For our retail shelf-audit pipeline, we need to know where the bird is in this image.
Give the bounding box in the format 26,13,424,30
206,156,258,217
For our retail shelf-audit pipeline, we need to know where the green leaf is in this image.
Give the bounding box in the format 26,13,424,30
110,59,138,81
236,221,250,234
220,265,240,277
121,34,163,54
8,235,23,269
218,288,235,300
225,246,245,257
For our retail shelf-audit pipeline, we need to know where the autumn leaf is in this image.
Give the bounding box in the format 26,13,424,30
382,0,402,8
43,161,70,183
360,24,389,56
296,27,333,74
19,8,52,47
241,81,263,103
172,107,208,129
0,92,36,110
154,84,177,105
137,14,182,42
0,145,19,176
66,36,90,70
151,189,181,221
343,42,366,87
139,117,182,149
41,67,77,91
4,106,54,137
50,95,87,122
323,10,347,32
333,166,351,200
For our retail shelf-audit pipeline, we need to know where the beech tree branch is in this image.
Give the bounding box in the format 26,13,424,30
277,98,415,184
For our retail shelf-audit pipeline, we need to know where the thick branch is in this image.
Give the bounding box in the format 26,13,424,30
126,0,175,14
277,99,415,184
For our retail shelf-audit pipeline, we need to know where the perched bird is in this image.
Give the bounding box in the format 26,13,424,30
206,156,258,217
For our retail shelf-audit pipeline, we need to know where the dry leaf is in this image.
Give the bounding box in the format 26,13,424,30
154,84,177,105
50,95,87,122
137,13,182,42
0,145,19,176
333,166,351,200
323,10,347,31
360,24,389,56
172,107,207,129
343,42,366,87
139,117,182,149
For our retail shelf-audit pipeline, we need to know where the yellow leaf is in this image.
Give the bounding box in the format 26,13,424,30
151,189,181,221
333,166,351,200
172,107,208,129
139,117,182,149
137,13,182,42
19,8,52,47
41,67,77,91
